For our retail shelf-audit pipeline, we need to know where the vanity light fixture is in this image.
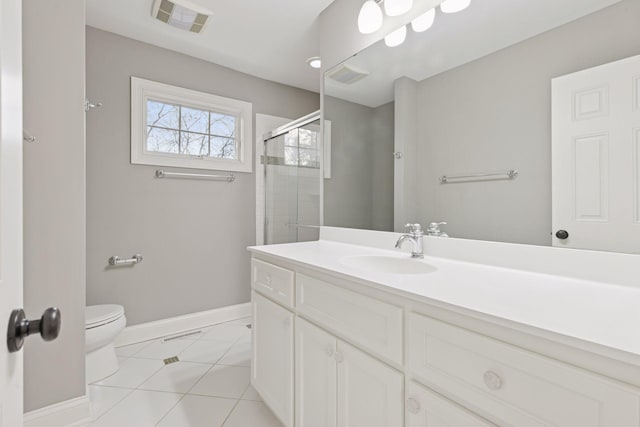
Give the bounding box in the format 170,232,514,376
440,0,471,14
384,0,413,17
385,25,407,47
152,0,212,33
411,8,436,32
306,57,322,69
358,0,384,34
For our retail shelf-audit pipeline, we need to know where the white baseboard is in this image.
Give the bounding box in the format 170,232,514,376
24,395,91,427
115,302,251,347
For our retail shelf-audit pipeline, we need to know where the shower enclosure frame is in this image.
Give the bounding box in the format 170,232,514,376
262,110,322,245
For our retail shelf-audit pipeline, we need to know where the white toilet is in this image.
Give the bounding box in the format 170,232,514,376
85,304,126,383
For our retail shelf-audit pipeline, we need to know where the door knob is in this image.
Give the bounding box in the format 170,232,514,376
7,307,61,353
555,230,569,240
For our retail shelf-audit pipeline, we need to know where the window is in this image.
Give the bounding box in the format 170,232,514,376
131,77,253,172
284,127,321,168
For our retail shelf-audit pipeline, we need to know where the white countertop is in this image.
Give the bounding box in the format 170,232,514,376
249,240,640,364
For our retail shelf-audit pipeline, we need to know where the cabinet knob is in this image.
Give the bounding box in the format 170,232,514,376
555,230,569,240
325,346,334,357
334,351,344,363
483,370,503,390
265,274,272,285
406,397,421,414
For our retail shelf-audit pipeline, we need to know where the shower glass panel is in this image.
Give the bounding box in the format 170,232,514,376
264,118,321,245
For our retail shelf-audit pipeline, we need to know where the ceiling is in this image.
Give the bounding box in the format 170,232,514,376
86,0,335,92
325,0,624,107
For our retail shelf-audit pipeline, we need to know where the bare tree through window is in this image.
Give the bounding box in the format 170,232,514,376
146,99,238,159
284,127,320,168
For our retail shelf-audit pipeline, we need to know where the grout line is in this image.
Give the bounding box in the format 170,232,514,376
182,361,218,396
220,398,243,427
88,385,135,423
153,393,187,427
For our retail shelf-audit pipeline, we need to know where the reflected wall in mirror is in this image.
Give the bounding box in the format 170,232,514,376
323,0,640,253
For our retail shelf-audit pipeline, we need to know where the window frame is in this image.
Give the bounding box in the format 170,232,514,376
131,77,253,173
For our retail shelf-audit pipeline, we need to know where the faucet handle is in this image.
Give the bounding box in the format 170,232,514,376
405,223,423,234
428,222,447,230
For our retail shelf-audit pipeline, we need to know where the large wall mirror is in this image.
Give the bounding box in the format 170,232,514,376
323,0,640,254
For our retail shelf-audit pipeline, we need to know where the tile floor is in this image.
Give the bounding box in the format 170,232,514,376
87,317,284,427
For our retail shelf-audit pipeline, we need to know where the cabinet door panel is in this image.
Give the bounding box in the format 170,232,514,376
296,318,337,427
252,291,294,427
337,341,403,427
406,381,495,427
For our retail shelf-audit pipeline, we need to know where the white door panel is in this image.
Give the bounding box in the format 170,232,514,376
552,54,640,252
0,0,24,425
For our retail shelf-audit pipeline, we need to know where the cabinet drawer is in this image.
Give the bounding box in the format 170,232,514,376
406,381,495,427
296,273,403,365
251,258,295,308
407,313,640,427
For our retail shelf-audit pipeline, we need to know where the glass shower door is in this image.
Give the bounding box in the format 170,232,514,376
264,119,321,245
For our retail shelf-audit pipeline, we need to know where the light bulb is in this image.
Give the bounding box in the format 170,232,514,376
385,25,407,47
411,8,435,32
440,0,471,14
384,0,413,17
306,57,321,69
357,0,384,34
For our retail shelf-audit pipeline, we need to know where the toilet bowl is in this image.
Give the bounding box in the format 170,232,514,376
85,304,126,384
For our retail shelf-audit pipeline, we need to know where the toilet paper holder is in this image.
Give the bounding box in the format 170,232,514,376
108,254,143,266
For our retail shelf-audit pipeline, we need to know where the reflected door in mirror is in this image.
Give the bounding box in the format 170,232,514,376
552,54,640,253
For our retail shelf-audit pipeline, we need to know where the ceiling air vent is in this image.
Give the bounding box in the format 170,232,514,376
152,0,211,33
326,63,370,85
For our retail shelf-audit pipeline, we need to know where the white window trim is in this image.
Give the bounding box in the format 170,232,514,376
131,76,253,173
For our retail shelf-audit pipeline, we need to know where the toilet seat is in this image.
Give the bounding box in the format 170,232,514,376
86,304,124,329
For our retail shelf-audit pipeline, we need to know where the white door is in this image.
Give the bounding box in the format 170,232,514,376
552,55,640,252
295,318,337,427
0,0,24,425
336,341,403,427
406,381,495,427
251,291,294,427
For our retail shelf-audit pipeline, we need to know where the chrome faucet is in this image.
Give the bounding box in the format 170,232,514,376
426,222,448,237
395,223,424,259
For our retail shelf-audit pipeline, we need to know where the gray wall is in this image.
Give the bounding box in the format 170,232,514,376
411,0,640,245
23,0,87,412
86,27,318,325
371,102,395,231
324,96,393,230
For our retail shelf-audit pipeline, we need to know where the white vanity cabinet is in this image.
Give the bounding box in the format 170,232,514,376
250,255,640,427
295,318,404,427
251,290,294,427
407,313,640,427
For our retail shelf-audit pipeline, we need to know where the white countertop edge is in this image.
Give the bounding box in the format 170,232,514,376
248,246,640,368
319,226,640,289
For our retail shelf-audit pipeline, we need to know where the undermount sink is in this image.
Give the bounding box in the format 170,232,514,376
340,255,437,275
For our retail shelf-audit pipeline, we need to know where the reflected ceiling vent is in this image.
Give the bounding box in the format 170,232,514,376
327,63,369,85
152,0,211,33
